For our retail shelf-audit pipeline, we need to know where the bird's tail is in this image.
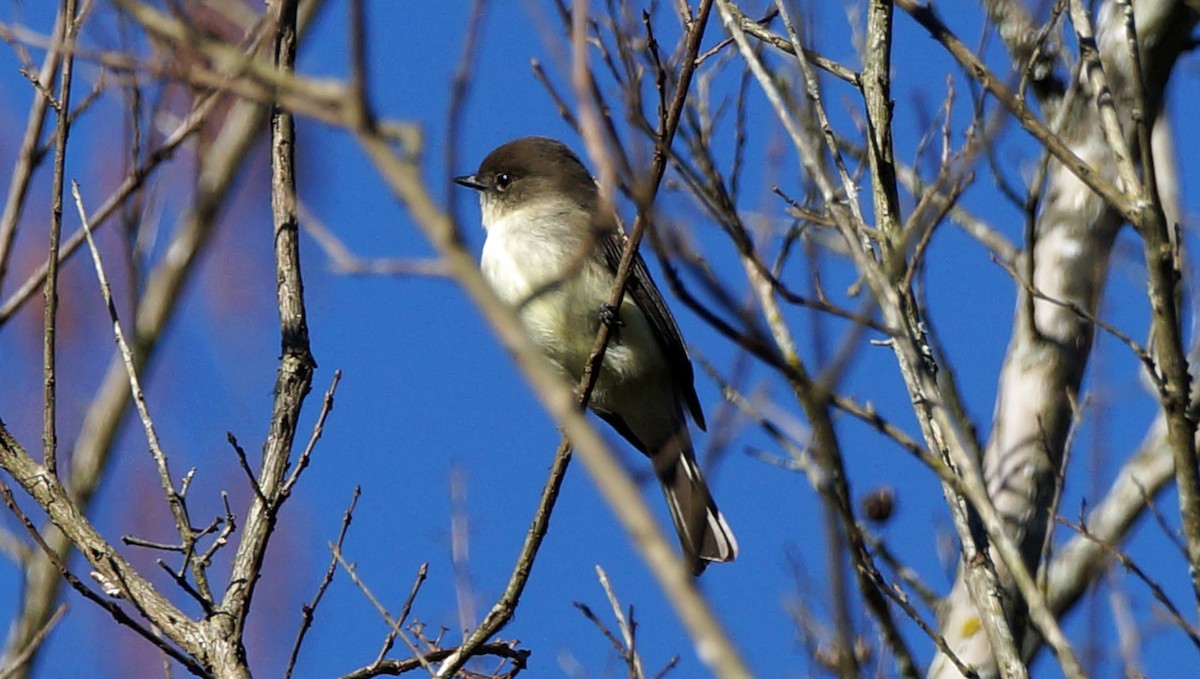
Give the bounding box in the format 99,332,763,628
654,429,737,575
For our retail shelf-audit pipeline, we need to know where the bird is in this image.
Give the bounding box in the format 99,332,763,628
455,136,736,573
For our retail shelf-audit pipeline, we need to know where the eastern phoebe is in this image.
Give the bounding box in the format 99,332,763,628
455,137,737,573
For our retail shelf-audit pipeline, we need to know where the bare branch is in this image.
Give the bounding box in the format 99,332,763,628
285,487,361,679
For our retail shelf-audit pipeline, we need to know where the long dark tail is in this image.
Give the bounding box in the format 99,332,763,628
653,430,737,575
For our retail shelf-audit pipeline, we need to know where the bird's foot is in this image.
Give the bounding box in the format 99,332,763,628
599,303,623,329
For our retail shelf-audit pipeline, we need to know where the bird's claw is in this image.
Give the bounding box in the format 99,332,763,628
599,303,623,328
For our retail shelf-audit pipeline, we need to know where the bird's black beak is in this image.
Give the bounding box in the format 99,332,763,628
453,174,485,191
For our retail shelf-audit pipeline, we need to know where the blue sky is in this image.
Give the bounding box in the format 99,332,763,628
1,1,1199,677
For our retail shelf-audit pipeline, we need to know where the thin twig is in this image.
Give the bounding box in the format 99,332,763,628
72,180,197,571
368,561,429,669
282,369,342,496
227,433,267,505
330,548,437,676
1058,516,1200,650
338,642,529,679
597,565,647,679
43,0,81,478
284,486,361,679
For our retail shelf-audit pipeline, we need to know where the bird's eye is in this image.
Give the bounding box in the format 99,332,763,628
494,172,512,191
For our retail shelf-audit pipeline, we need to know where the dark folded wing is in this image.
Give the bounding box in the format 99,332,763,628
599,231,706,431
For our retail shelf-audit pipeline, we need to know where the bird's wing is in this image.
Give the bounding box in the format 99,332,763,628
599,230,706,430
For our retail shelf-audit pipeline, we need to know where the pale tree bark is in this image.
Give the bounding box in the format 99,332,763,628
929,2,1198,676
